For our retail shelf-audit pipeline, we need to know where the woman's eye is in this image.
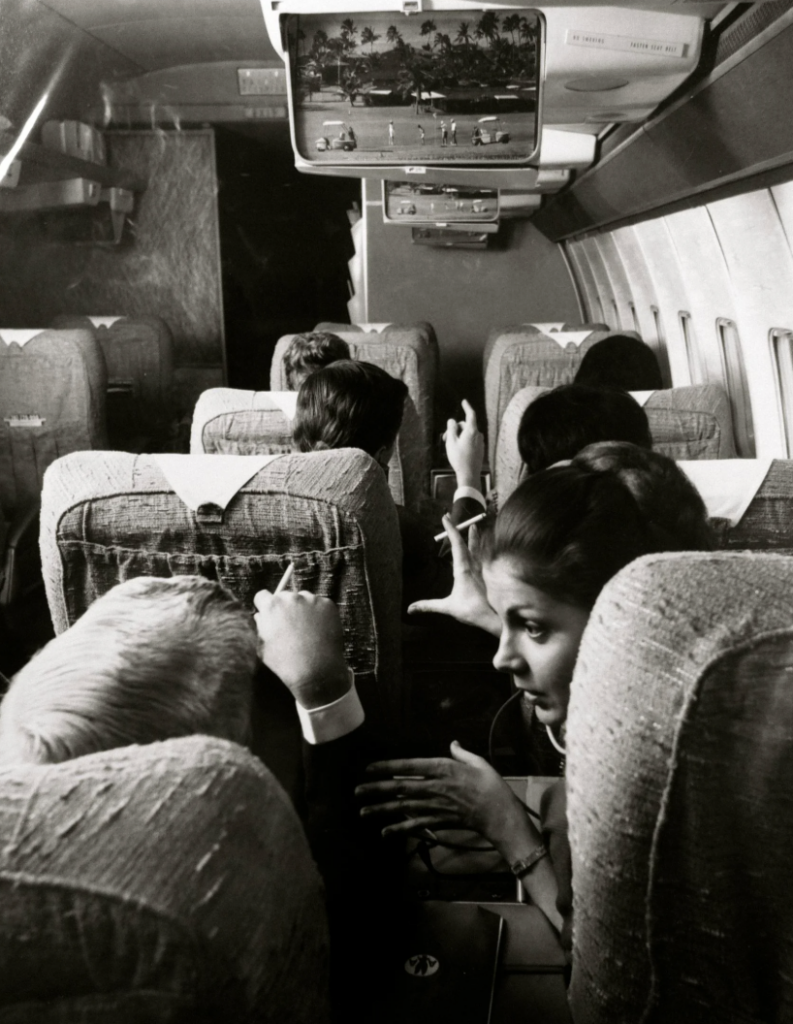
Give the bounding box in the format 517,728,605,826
524,622,547,640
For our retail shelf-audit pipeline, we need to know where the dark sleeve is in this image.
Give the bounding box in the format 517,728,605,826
540,778,573,960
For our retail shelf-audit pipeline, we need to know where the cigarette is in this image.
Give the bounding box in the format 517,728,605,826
274,562,294,594
434,512,486,542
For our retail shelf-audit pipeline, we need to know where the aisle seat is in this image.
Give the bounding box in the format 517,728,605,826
0,328,106,607
191,386,427,513
494,384,736,504
681,458,793,553
271,323,438,481
0,735,329,1022
40,449,403,729
567,552,793,1022
52,315,174,449
484,326,629,467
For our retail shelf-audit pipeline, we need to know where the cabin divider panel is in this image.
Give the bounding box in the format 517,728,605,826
0,129,225,417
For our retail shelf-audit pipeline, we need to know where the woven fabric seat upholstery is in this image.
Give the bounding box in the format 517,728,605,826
483,327,627,467
0,329,106,516
270,324,437,492
191,386,426,513
567,552,793,1023
40,449,403,727
711,459,793,553
191,389,294,456
51,315,174,411
0,736,329,1023
494,384,736,503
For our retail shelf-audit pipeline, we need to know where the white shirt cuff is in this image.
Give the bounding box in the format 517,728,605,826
296,670,365,745
453,485,486,508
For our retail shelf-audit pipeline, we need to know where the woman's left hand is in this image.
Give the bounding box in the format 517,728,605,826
356,741,525,846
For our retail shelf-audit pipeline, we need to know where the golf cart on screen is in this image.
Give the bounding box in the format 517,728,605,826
316,121,357,152
472,117,511,145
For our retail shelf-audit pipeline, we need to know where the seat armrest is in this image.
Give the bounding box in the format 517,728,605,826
0,501,41,607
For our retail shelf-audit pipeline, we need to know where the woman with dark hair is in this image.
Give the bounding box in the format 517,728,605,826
573,334,664,392
355,443,714,951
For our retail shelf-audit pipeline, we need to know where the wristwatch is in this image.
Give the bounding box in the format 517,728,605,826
510,844,549,879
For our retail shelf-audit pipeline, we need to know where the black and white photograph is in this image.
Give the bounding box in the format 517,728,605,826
0,1,790,1022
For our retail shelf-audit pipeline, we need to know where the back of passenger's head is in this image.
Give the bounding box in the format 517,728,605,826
283,331,351,389
517,383,652,476
0,576,257,765
573,441,717,552
574,334,663,392
293,359,408,460
486,442,713,609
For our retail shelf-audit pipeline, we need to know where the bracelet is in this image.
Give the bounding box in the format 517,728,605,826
510,844,549,879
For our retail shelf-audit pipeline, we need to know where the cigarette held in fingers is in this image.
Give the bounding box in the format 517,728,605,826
434,512,486,542
274,562,294,594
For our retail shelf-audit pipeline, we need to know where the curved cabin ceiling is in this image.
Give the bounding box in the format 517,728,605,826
37,0,281,71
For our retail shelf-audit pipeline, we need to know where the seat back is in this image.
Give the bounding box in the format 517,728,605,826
271,323,438,468
191,387,426,512
0,736,329,1022
40,449,403,727
0,329,106,517
52,315,175,446
483,326,625,467
567,552,793,1023
494,384,737,504
682,458,793,553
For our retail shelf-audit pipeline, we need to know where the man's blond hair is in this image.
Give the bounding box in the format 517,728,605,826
0,576,257,764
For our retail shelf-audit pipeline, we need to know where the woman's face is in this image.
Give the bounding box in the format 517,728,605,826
483,555,590,729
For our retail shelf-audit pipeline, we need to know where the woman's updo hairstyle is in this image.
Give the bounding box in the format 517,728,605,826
489,465,652,609
572,441,716,552
488,442,714,609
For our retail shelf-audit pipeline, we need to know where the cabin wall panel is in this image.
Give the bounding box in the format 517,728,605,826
624,219,696,388
565,177,793,459
0,130,225,410
591,235,634,332
362,178,580,417
609,226,672,386
577,239,617,329
566,242,600,323
706,191,793,457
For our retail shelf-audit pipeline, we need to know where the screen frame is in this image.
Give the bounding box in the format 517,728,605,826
381,180,500,228
282,8,544,170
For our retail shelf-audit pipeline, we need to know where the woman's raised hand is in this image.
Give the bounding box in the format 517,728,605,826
408,518,500,635
356,741,525,846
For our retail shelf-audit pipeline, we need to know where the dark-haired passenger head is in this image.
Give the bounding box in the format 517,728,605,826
293,359,408,471
486,442,713,611
283,331,351,390
574,334,663,392
517,383,652,476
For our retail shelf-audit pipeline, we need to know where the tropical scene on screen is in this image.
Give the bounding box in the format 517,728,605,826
286,11,540,163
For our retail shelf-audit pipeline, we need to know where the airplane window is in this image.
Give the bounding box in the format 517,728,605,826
651,305,664,346
717,318,755,457
679,311,702,385
771,329,793,457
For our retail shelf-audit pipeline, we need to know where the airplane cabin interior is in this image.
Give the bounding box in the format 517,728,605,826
1,0,793,1020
